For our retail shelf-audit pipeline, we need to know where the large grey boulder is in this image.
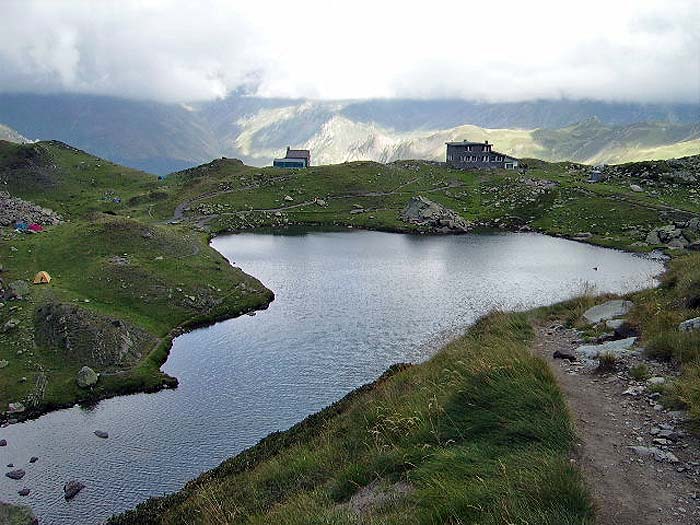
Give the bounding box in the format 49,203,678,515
679,317,700,332
76,366,98,388
575,337,637,360
400,196,470,233
583,300,634,324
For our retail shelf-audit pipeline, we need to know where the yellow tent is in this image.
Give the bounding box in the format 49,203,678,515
33,271,52,284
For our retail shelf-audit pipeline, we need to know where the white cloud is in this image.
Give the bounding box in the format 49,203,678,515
0,0,697,103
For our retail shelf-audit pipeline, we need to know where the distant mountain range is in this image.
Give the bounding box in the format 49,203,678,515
0,93,698,173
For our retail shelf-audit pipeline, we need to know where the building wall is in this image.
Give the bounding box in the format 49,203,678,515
273,158,307,168
445,144,518,169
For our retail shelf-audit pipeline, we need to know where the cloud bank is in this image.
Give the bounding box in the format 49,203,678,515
0,0,698,103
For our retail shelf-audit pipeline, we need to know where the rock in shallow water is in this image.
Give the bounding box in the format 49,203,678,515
18,488,30,496
6,469,25,480
63,480,85,500
94,430,109,439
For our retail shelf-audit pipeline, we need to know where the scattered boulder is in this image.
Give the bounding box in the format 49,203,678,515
623,385,646,396
630,184,644,192
400,196,470,233
94,430,109,439
29,457,38,463
645,220,699,249
1,318,20,333
316,199,327,207
63,480,85,500
575,337,637,360
0,439,6,446
7,280,30,300
76,366,98,388
628,446,679,463
5,469,25,480
552,350,577,361
583,300,634,324
0,193,62,227
679,317,700,332
647,376,666,386
0,360,8,369
8,402,26,414
283,195,294,202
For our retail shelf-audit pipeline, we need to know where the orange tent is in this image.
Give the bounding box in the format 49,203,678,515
33,271,52,284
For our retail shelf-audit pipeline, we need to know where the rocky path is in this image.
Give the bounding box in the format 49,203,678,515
533,322,700,524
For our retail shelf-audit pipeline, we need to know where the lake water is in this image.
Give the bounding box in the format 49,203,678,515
0,231,664,524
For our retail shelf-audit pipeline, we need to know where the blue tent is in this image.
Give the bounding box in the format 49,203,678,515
14,222,28,232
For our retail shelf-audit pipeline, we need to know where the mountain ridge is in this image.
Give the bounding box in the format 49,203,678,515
0,93,698,173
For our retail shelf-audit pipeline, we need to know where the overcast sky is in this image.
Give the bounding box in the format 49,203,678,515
1,0,698,104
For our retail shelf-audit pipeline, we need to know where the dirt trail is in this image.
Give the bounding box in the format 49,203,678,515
533,323,700,525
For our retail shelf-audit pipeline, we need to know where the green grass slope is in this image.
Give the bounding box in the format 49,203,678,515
110,312,593,525
162,155,700,251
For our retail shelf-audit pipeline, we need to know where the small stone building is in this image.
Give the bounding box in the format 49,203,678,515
445,140,518,170
273,147,311,168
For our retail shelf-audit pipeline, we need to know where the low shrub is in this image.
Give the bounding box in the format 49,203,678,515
629,363,651,381
597,352,618,373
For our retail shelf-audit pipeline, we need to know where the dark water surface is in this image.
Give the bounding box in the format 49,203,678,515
0,232,664,524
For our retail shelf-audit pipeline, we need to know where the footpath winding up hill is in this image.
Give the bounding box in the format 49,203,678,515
1,139,700,524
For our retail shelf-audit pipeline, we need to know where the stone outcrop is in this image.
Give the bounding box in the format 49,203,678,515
0,192,62,227
34,303,155,368
646,218,700,249
400,196,470,233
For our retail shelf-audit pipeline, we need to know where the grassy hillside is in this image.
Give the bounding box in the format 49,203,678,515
162,154,699,251
2,138,700,523
0,140,273,421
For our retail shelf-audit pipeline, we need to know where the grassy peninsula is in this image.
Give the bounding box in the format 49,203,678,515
0,140,272,422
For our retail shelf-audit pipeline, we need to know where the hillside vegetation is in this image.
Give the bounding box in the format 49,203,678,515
2,139,700,524
0,140,272,421
110,313,593,525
